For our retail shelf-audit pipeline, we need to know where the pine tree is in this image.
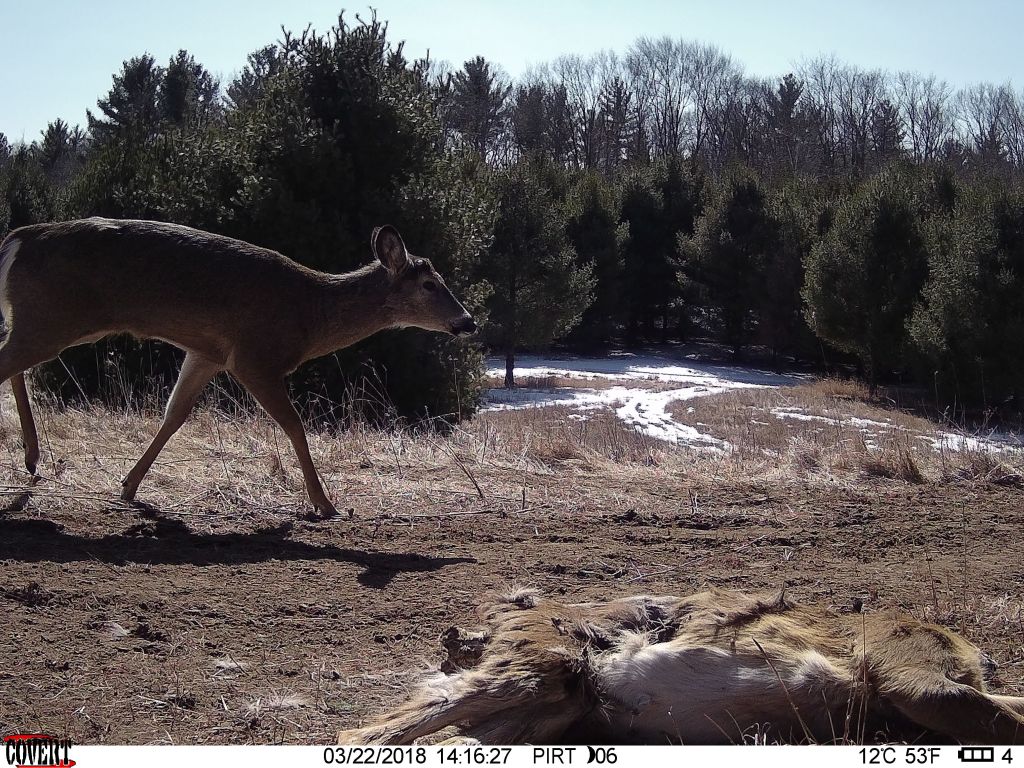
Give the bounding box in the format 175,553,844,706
803,167,928,388
480,159,594,386
88,54,164,145
619,169,665,342
160,50,221,128
227,46,288,109
450,56,511,158
681,170,779,356
910,180,1024,407
765,180,818,365
511,83,548,156
565,171,626,347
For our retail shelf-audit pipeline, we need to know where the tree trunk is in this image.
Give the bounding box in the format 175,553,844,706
504,350,515,389
866,357,877,398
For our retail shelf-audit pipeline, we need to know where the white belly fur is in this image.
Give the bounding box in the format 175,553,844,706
596,633,852,742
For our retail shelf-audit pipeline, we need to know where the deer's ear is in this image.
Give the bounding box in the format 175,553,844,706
372,225,410,277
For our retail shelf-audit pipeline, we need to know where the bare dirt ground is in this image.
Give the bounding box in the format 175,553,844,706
1,390,1023,744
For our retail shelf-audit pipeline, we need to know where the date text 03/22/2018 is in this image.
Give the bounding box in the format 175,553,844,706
322,746,619,765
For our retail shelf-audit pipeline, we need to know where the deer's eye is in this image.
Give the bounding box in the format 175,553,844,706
423,280,437,292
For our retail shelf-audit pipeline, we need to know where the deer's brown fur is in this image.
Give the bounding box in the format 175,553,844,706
0,218,475,516
338,588,1024,745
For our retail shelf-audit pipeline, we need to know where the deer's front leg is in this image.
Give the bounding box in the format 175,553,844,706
233,370,337,518
122,352,221,501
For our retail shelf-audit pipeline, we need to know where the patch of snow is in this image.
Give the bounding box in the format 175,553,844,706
923,431,1017,453
771,407,1018,454
486,352,810,388
481,353,1020,454
612,384,760,449
771,408,893,431
482,354,784,447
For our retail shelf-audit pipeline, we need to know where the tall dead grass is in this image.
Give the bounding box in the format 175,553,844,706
666,380,1022,486
1,374,1020,520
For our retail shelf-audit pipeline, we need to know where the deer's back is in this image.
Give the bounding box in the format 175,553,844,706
2,218,323,367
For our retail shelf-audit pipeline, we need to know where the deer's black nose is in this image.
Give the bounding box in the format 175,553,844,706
451,315,477,336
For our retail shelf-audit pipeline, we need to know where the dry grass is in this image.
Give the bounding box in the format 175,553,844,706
859,439,925,484
467,405,661,469
664,380,1022,486
4,376,1019,524
799,378,873,401
944,450,1023,486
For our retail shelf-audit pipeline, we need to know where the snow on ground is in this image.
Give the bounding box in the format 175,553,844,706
490,352,811,387
483,353,805,448
772,407,892,430
771,407,1019,453
482,352,1019,453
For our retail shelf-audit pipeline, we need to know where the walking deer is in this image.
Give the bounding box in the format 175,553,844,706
0,217,476,516
338,588,1024,745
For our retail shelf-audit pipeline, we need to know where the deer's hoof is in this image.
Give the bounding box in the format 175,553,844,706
120,480,138,502
303,499,338,520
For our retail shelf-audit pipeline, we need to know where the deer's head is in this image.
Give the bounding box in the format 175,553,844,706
374,225,477,337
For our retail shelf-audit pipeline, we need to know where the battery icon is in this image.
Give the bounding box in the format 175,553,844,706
958,747,995,763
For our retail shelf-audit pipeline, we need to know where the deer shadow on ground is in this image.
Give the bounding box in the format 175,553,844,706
0,494,475,588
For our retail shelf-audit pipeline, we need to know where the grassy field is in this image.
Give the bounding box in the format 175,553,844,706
1,380,1023,743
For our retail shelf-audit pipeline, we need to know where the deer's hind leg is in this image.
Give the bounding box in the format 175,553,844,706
10,373,38,477
338,669,519,745
0,329,68,478
337,663,579,746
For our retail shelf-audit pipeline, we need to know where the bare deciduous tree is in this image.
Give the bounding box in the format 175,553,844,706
895,72,953,163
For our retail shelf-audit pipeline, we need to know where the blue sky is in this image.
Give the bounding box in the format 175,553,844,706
2,0,1021,142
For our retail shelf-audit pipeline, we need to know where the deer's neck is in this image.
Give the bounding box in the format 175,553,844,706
306,262,397,360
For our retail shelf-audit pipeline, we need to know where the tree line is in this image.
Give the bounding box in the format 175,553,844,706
1,14,1022,421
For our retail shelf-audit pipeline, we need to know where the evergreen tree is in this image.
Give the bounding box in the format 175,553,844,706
765,74,808,176
3,147,52,229
88,54,164,145
765,180,818,365
681,170,779,355
803,167,928,387
227,45,288,109
450,56,511,158
565,171,626,347
480,158,594,386
616,158,698,343
511,83,547,156
869,98,904,166
658,156,702,339
596,76,633,172
910,181,1024,408
618,168,665,342
160,50,221,128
